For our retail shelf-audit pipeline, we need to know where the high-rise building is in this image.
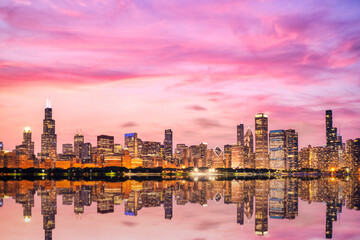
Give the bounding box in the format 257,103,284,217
224,144,232,168
0,142,3,151
326,110,338,149
285,129,298,170
255,113,269,169
114,144,123,154
124,133,138,158
269,130,286,170
80,143,92,163
97,135,114,156
347,138,360,172
237,124,244,146
244,128,255,168
164,129,173,162
40,99,57,160
16,127,35,158
142,141,161,158
22,127,34,157
62,144,73,155
74,133,84,158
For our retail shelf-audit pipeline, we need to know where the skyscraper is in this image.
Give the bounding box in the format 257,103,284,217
124,133,138,158
0,142,3,151
62,144,73,155
16,127,35,157
22,127,35,157
285,129,299,170
40,99,57,160
269,130,286,170
74,133,84,158
244,128,255,168
97,135,114,156
326,110,337,149
255,113,269,169
237,124,244,146
80,143,92,163
164,129,173,162
347,138,360,172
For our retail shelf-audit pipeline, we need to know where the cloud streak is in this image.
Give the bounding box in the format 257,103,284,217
0,0,360,151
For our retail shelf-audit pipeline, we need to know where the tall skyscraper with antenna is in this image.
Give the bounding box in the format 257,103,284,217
40,98,57,160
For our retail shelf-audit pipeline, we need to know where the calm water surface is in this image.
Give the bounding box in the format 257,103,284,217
0,177,359,240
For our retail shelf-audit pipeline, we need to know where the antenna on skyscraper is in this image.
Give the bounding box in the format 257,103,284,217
46,97,51,108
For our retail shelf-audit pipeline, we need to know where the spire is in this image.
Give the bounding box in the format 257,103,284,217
46,97,51,108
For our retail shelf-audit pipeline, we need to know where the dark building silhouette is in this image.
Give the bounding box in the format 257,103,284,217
237,124,244,146
40,99,57,160
164,129,173,162
80,143,92,163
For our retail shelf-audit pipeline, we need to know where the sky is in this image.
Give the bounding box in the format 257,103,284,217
0,0,360,153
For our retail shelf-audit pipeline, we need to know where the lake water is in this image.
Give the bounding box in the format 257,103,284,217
0,177,359,240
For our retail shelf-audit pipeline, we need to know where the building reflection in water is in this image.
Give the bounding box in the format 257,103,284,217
0,178,359,239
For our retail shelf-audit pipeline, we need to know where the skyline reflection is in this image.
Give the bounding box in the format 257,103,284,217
0,177,359,239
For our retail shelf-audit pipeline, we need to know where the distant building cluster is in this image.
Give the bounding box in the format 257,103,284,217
0,100,359,172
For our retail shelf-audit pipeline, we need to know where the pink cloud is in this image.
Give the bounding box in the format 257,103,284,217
0,0,360,151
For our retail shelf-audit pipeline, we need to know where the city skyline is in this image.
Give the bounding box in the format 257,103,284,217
0,99,356,153
1,0,360,153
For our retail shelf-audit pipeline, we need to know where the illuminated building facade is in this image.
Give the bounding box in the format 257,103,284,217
269,130,286,170
97,135,114,156
347,138,360,172
224,144,232,168
231,145,244,168
255,180,269,235
269,179,285,219
175,144,189,167
211,146,225,168
124,133,139,158
114,144,123,154
255,113,269,169
142,141,161,158
74,133,84,158
62,144,73,155
80,143,92,163
244,128,255,168
237,124,244,146
164,129,173,162
40,99,57,160
16,127,35,158
285,129,299,170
